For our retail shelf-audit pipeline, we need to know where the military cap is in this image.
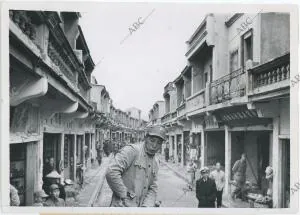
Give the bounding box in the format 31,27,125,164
146,125,167,141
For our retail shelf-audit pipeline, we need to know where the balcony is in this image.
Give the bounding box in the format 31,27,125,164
177,102,186,118
161,113,171,124
210,68,246,105
186,89,206,113
186,20,207,58
171,111,177,119
249,53,290,96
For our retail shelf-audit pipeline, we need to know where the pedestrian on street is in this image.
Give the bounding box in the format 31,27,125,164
44,170,66,201
187,160,197,191
32,190,48,206
10,184,20,206
96,142,102,166
44,184,65,207
164,143,169,162
106,125,167,207
210,162,225,208
231,153,247,200
196,167,217,208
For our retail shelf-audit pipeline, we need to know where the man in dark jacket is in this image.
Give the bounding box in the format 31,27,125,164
196,167,217,208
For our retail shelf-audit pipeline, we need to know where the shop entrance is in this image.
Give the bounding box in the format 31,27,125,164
176,134,182,163
43,133,61,174
183,131,190,166
64,134,75,180
192,133,201,167
231,131,270,193
76,135,84,164
206,131,225,168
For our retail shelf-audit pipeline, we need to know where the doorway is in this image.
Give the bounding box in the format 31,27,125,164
43,133,61,173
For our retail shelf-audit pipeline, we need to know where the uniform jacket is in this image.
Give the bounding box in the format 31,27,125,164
106,143,158,207
44,197,65,207
196,177,217,208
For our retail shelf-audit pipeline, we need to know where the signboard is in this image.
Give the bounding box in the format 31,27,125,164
204,115,219,130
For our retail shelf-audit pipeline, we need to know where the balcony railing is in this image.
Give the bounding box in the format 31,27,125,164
177,102,186,117
161,113,171,124
210,68,246,105
186,89,205,112
251,53,290,89
171,111,177,119
48,36,78,85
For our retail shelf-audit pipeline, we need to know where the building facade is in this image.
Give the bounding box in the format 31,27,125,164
151,13,290,208
9,10,146,206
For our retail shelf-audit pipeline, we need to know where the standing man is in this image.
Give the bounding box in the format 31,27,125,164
106,125,167,207
210,162,225,208
164,143,169,162
231,153,247,200
196,167,217,208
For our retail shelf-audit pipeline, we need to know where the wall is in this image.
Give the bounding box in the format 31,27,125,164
279,98,290,136
260,13,290,64
212,14,229,81
227,13,260,74
169,90,177,112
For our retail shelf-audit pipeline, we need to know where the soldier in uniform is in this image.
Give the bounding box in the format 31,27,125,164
44,184,65,207
106,125,167,207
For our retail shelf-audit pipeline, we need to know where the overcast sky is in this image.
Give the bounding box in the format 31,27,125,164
79,3,205,120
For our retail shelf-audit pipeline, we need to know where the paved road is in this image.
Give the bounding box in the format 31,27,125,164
157,161,197,207
94,158,198,207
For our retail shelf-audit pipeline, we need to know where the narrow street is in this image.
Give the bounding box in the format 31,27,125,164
157,162,197,207
94,157,197,207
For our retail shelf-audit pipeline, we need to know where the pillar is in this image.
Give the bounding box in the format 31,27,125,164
60,133,65,179
73,134,77,181
272,116,281,208
38,138,44,191
200,130,205,168
174,134,178,163
181,133,184,167
224,125,232,197
169,135,172,158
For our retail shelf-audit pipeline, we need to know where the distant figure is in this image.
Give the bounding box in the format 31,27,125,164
164,144,169,162
96,142,102,166
32,190,48,206
196,167,217,208
43,157,55,179
187,160,197,190
44,184,65,207
210,162,225,208
231,153,247,200
10,184,20,206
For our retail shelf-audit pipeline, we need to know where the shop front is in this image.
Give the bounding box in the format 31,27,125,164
63,134,75,180
10,142,39,206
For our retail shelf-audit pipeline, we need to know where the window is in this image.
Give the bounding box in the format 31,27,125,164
241,30,253,67
230,49,239,72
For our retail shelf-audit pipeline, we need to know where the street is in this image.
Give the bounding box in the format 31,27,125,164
94,157,197,207
157,162,197,207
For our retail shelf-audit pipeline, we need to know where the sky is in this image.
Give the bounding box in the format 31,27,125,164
79,3,206,120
